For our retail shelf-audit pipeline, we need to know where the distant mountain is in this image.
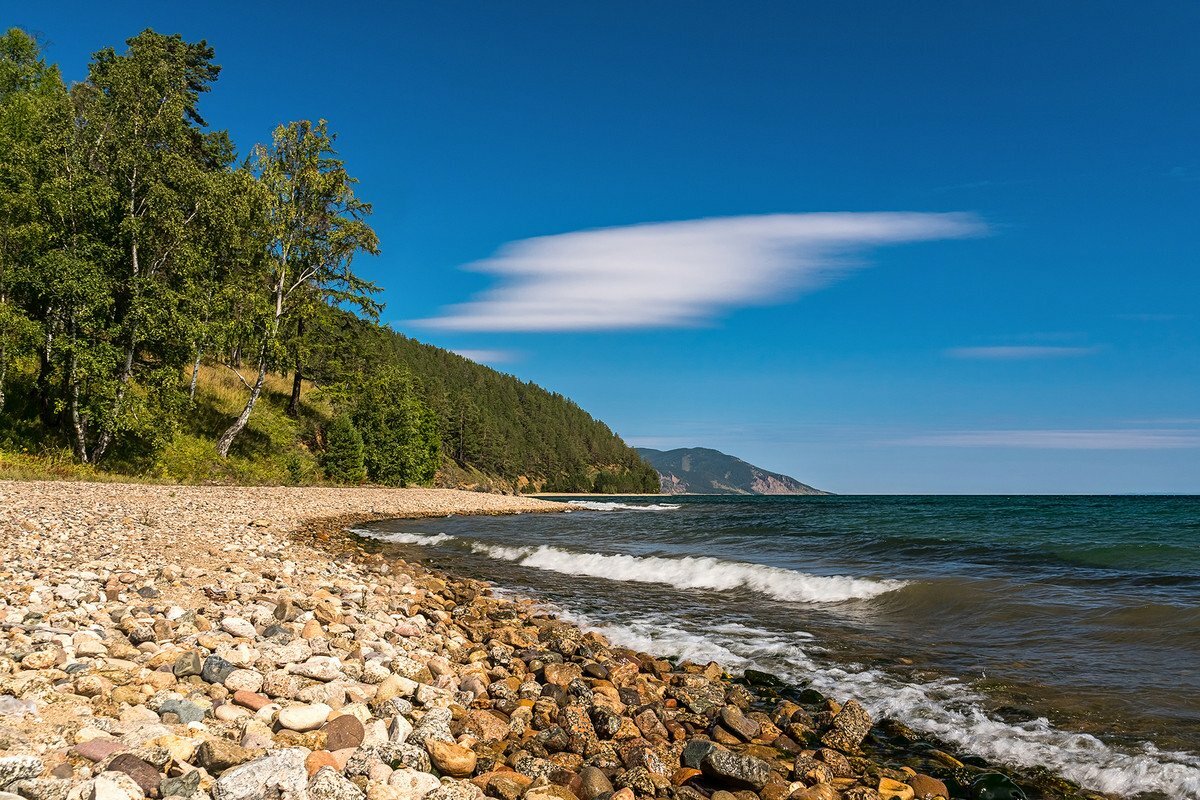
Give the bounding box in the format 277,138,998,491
635,447,828,495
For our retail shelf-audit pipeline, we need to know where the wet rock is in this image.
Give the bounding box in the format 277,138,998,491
680,740,717,770
542,664,582,687
907,774,949,800
790,786,841,800
699,748,771,790
877,777,914,800
969,773,1027,800
820,700,871,753
718,706,760,741
525,786,579,800
615,767,659,795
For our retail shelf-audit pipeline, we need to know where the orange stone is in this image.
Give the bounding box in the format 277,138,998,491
305,750,338,777
672,768,702,786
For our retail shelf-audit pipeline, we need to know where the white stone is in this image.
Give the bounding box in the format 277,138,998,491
387,715,413,744
83,771,145,800
277,702,331,732
287,656,343,682
224,668,264,693
220,617,257,639
215,703,250,721
211,747,309,800
387,768,441,800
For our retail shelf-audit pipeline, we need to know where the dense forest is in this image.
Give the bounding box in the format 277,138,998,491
0,28,659,493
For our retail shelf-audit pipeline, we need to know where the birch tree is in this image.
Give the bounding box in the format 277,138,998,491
215,119,378,457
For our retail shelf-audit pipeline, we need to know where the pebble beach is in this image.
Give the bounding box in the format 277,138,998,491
0,481,1106,800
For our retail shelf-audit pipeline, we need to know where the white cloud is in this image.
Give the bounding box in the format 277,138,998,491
946,346,1100,360
417,212,985,332
900,429,1200,450
451,349,518,364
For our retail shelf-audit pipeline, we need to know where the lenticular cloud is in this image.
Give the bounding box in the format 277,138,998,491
417,212,985,332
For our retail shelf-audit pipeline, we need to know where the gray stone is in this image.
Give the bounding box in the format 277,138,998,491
160,771,201,799
408,707,452,746
210,748,309,800
0,756,42,789
680,739,717,770
158,699,205,725
201,655,236,685
700,748,771,790
172,651,203,678
308,767,365,800
819,700,872,753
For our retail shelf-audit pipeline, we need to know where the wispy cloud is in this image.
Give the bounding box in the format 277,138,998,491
451,349,518,364
945,345,1101,360
417,212,986,332
900,429,1200,450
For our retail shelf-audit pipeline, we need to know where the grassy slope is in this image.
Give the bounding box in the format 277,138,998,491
0,364,331,485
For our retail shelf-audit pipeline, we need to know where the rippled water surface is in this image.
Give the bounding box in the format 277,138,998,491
357,495,1200,799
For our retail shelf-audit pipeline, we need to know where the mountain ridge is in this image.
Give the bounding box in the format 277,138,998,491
635,446,828,495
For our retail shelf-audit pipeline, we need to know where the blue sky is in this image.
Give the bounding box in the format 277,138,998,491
16,2,1200,493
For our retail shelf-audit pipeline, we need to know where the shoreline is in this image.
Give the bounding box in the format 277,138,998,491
1,481,1109,800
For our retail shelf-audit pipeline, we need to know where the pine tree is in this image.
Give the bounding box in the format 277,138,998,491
321,414,365,484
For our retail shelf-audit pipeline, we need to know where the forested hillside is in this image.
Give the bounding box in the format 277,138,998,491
0,27,658,493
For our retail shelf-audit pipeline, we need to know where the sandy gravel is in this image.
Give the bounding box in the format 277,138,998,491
0,481,561,609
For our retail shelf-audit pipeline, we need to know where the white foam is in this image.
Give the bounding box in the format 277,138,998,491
557,608,1200,799
469,544,904,603
356,530,457,546
567,500,683,512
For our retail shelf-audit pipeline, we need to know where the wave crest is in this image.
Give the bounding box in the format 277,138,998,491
567,500,682,512
470,543,903,602
357,530,457,546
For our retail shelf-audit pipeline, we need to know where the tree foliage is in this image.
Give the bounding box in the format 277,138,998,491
0,26,658,494
320,414,365,484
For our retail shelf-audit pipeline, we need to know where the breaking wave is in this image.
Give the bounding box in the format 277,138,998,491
567,500,683,512
354,529,456,546
469,544,904,603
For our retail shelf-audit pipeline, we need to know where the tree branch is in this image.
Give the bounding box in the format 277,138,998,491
223,363,254,391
